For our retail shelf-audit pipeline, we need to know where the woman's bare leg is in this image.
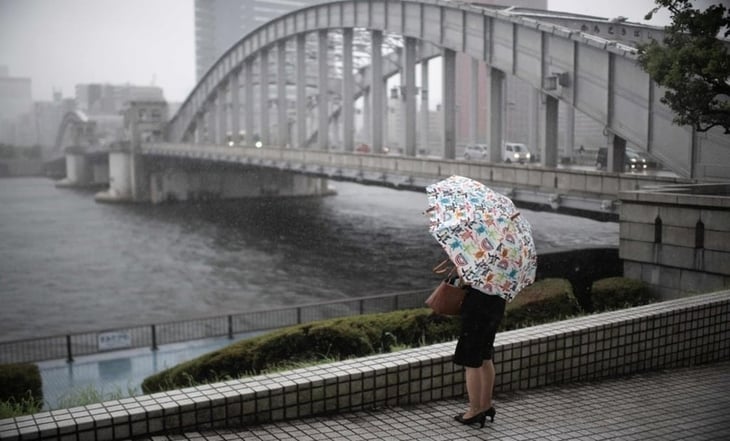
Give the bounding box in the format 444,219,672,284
463,365,484,418
479,360,496,410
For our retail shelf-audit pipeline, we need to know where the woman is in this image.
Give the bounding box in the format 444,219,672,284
453,284,506,428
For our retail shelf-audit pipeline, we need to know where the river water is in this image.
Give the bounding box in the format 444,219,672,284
0,177,618,342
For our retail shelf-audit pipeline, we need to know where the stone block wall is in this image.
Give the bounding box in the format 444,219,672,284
620,184,730,299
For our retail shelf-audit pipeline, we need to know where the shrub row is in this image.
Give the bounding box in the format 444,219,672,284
143,277,593,393
142,309,461,393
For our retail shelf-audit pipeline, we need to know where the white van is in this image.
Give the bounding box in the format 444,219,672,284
503,142,532,164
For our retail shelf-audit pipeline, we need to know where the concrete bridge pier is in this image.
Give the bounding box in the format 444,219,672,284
95,143,145,203
97,143,333,204
56,147,109,188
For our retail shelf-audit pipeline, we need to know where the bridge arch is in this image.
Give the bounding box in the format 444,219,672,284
166,0,727,180
54,110,124,156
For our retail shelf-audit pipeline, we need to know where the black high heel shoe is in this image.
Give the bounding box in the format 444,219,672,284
454,412,487,428
484,407,496,423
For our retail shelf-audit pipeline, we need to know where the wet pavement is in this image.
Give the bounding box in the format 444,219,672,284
138,360,730,441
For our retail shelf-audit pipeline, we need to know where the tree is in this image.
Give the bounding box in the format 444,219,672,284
638,0,730,134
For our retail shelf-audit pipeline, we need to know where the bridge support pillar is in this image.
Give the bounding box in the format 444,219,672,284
370,30,384,154
245,58,255,147
342,28,354,152
96,148,134,202
260,48,270,146
608,135,627,173
231,69,241,146
420,54,429,154
317,30,329,150
488,68,504,162
296,34,307,149
277,40,288,148
56,148,108,188
544,94,559,168
442,48,456,160
63,150,89,186
402,37,417,157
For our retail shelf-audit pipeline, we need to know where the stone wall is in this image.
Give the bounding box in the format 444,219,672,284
620,184,730,299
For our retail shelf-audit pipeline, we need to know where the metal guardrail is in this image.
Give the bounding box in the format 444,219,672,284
0,289,431,364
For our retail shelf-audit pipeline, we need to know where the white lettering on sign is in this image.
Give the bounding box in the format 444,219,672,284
98,331,132,351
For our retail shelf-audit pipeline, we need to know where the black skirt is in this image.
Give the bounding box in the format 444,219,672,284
453,287,506,368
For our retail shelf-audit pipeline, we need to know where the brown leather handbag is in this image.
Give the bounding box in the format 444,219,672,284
425,259,466,316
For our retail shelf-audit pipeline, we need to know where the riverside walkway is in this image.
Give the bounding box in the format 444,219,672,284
140,361,730,441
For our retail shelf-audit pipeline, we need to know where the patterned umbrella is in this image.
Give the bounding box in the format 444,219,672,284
426,175,537,302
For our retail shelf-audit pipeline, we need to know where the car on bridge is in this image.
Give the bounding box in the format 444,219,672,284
596,147,660,172
503,142,535,164
463,144,489,160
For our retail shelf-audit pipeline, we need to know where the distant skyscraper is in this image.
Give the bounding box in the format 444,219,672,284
0,67,33,145
194,0,319,80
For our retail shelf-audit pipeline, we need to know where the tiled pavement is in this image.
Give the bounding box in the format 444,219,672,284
139,360,730,441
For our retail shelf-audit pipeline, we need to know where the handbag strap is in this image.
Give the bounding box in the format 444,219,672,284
432,258,456,277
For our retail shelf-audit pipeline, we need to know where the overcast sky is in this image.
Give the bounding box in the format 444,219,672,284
0,0,671,103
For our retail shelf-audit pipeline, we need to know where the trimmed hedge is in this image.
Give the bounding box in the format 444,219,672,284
0,363,42,403
142,309,461,393
142,278,577,394
591,277,656,312
501,278,581,330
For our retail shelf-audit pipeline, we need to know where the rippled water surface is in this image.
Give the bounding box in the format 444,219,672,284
0,178,618,341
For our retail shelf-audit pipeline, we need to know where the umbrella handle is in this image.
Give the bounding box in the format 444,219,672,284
511,212,520,220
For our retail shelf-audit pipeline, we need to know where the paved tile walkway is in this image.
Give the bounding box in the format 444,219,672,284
138,360,730,440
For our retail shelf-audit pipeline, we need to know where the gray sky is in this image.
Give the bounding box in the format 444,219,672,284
0,0,671,103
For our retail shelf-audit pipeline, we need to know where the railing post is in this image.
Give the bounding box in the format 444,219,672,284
297,307,302,324
66,335,74,363
228,315,234,339
151,325,158,351
359,299,365,315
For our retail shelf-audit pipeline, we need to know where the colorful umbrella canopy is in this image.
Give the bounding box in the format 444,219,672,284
426,175,537,302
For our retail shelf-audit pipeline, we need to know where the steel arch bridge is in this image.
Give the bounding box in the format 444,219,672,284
164,0,728,181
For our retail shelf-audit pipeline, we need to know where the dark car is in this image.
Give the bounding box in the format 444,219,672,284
596,147,659,171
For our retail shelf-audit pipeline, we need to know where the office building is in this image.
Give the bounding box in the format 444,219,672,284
195,0,320,80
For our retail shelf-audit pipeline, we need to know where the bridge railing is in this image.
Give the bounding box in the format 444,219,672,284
0,289,431,364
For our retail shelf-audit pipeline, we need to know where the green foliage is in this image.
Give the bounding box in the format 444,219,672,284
638,0,730,133
501,278,582,330
0,363,43,418
55,384,139,410
0,391,42,419
0,363,43,404
591,277,657,312
141,309,461,393
142,279,584,393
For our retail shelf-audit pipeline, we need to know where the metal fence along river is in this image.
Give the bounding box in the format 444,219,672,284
0,289,429,364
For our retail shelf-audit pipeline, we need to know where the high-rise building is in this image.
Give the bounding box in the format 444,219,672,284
195,0,320,80
0,66,33,146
